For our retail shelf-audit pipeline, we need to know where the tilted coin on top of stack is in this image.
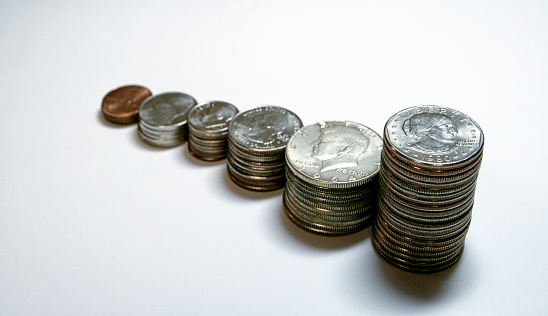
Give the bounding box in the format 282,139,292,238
138,92,197,147
187,101,239,161
227,105,303,191
101,85,152,124
373,105,484,273
284,120,383,236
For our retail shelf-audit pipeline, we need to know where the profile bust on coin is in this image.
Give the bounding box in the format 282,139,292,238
403,112,458,152
244,111,291,144
311,126,370,172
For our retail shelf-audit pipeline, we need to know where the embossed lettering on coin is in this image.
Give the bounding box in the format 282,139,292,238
188,101,239,132
385,105,484,164
286,121,383,185
229,106,303,151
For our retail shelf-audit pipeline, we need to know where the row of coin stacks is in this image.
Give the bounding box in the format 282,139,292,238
102,86,484,273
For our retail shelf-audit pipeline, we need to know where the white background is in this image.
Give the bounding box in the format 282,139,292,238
1,1,547,315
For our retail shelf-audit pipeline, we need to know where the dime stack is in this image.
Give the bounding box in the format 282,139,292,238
138,92,197,147
227,105,303,191
373,105,484,273
284,121,383,236
188,101,239,161
101,85,152,124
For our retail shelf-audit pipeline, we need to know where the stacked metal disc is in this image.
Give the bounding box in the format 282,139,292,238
283,121,383,236
373,105,484,273
101,85,152,124
227,105,303,191
187,101,239,161
138,92,197,147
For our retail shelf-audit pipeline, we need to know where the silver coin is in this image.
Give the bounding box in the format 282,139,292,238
286,121,383,189
384,105,484,168
373,106,484,273
139,92,197,127
228,105,303,153
188,101,238,136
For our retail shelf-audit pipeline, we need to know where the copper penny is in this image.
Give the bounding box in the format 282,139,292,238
101,85,152,124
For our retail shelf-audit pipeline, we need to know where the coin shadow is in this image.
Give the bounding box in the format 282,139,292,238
97,110,136,128
220,167,284,200
278,203,371,250
372,244,460,300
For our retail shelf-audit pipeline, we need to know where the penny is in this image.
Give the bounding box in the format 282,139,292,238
101,85,152,124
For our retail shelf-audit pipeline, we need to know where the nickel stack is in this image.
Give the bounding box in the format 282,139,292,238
138,92,197,147
373,105,484,273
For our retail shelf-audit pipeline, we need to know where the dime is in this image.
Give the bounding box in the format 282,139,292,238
138,92,197,147
226,105,303,191
283,120,382,236
373,105,484,273
187,101,239,161
101,85,152,124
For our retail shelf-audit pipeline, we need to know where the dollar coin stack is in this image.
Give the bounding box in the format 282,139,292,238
227,105,303,191
138,92,197,147
187,101,239,161
283,121,383,236
373,105,484,273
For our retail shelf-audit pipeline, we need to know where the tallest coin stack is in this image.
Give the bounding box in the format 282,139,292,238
373,105,484,273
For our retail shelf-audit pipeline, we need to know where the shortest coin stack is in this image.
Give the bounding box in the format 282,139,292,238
373,105,484,273
138,92,197,147
284,121,383,236
101,85,152,124
187,101,239,161
227,105,303,191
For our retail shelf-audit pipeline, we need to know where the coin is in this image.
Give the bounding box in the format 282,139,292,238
373,105,484,273
187,101,239,161
101,85,152,124
138,92,197,147
226,105,303,191
283,120,382,236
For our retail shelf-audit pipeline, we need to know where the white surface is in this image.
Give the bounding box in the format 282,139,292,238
1,1,547,315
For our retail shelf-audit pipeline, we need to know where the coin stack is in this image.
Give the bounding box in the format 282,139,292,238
188,101,239,161
101,85,152,124
373,105,484,273
138,92,197,147
227,105,303,191
283,121,383,236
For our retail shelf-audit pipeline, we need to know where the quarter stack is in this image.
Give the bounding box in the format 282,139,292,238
373,105,484,273
138,92,197,147
188,101,239,161
284,121,383,236
227,105,303,191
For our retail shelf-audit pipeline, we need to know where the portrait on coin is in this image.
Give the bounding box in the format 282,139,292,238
244,111,290,143
311,126,370,172
403,113,458,152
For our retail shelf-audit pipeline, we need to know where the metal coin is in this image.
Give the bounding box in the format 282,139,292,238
101,85,152,124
